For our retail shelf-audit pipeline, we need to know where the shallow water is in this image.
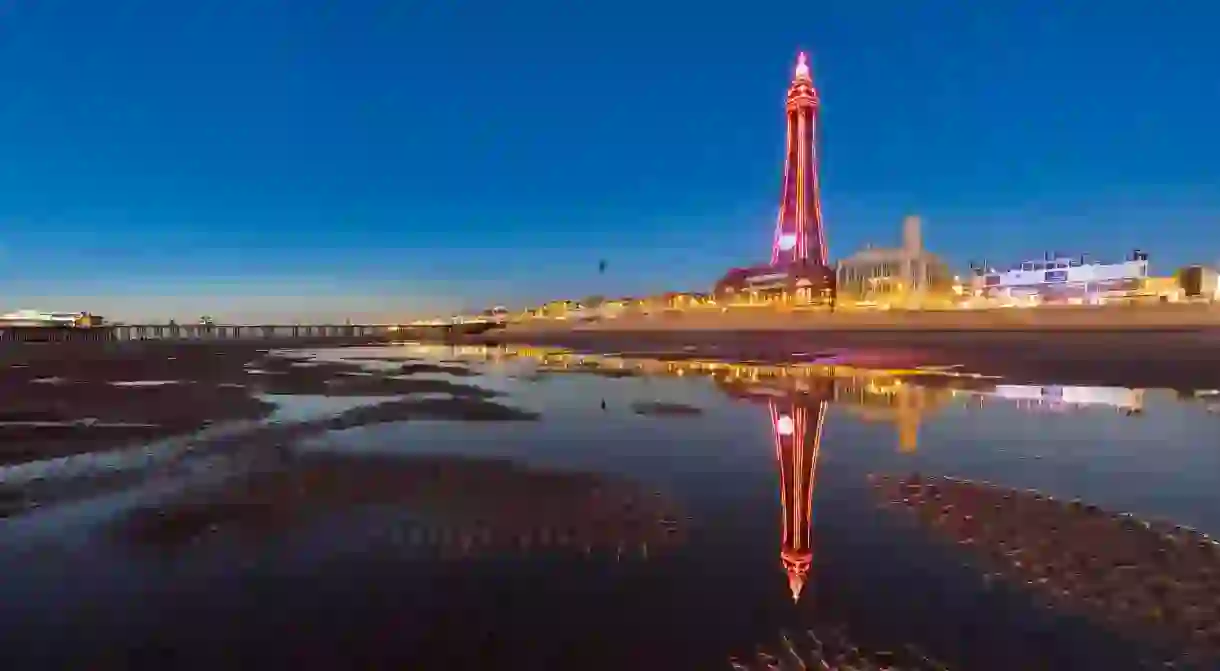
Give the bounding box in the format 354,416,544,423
3,343,1220,670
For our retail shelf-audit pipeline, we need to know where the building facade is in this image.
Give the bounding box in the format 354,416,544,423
835,216,954,307
714,262,835,305
1177,265,1220,301
0,309,104,328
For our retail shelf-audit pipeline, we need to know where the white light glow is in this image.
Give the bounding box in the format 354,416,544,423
776,414,795,436
795,52,810,80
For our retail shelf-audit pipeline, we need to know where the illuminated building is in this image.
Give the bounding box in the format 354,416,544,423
715,52,834,306
0,309,103,328
538,300,579,318
1177,264,1220,301
647,291,714,310
771,395,827,602
970,250,1150,305
835,215,955,308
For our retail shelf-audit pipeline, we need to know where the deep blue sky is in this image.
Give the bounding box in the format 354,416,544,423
1,0,1218,321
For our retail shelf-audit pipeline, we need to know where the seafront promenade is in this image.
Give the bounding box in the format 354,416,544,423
507,302,1220,334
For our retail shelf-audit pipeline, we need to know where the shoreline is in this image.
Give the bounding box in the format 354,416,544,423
478,324,1220,389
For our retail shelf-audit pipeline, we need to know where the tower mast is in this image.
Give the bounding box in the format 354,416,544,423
771,52,828,268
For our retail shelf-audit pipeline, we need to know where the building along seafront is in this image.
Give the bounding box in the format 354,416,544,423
0,309,104,328
958,252,1209,308
834,215,957,309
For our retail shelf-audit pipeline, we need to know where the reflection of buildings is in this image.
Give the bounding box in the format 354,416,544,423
447,345,975,454
771,395,827,602
832,375,955,454
714,368,958,455
430,345,1153,445
874,474,1220,661
966,384,1146,414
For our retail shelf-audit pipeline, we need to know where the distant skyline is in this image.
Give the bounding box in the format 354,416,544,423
2,0,1218,321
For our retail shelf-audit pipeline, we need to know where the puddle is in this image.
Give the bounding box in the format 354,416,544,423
107,380,185,388
259,394,407,424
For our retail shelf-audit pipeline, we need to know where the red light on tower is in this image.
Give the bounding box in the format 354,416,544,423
771,52,827,268
712,50,834,305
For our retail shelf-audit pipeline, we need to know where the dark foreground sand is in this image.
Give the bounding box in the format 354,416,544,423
873,474,1220,665
479,327,1220,389
732,628,946,671
114,452,683,556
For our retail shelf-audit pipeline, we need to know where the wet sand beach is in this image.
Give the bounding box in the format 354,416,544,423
0,341,522,466
115,452,684,556
872,474,1220,665
483,324,1220,389
9,321,1203,466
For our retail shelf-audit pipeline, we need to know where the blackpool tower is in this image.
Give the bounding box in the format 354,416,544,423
771,52,827,268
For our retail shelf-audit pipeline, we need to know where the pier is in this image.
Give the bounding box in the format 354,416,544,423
0,321,502,345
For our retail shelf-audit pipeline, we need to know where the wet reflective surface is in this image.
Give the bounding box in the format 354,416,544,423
3,343,1220,669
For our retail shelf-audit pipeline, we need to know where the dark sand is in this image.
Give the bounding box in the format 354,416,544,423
479,328,1220,389
630,401,704,417
873,474,1220,664
732,627,946,671
0,341,522,466
114,452,681,554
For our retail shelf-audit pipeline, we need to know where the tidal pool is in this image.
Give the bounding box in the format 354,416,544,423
2,343,1219,670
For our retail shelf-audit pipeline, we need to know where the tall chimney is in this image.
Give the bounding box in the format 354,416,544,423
902,215,922,254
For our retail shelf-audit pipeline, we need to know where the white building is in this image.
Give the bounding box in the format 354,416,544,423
0,309,95,327
970,251,1150,305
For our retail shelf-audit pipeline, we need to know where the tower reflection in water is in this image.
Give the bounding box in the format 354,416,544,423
771,395,827,603
714,375,836,603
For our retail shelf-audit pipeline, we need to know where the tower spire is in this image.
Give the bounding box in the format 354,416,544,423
794,52,811,81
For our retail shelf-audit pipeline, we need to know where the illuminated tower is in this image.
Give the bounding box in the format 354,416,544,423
770,396,828,602
771,52,827,268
